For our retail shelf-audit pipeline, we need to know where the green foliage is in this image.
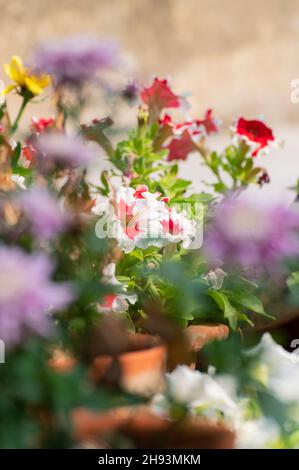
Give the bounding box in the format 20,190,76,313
202,143,266,194
0,339,143,448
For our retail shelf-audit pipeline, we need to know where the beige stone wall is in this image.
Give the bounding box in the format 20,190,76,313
1,0,299,125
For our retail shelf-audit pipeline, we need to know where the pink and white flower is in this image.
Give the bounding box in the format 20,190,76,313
98,263,137,314
93,185,196,252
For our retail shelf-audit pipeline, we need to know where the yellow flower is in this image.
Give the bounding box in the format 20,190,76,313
3,56,51,96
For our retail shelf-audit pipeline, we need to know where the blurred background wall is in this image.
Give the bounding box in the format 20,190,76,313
1,0,299,199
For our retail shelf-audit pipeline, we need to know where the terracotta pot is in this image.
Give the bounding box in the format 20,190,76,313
185,323,229,353
72,407,235,449
91,334,167,395
48,349,77,373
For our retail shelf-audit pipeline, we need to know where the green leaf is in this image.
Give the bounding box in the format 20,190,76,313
129,250,144,261
173,193,214,204
287,271,299,290
209,291,238,330
231,291,265,314
11,142,22,168
81,117,114,156
228,291,273,319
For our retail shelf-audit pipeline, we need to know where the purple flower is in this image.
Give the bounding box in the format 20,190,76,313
0,247,73,347
33,36,119,87
204,197,299,270
121,79,139,103
36,132,97,169
19,188,68,241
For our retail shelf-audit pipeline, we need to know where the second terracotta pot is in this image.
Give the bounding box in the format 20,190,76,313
91,334,167,395
185,323,229,353
72,407,235,449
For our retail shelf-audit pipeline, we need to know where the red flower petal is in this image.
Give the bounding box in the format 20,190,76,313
133,185,148,199
167,129,196,161
31,117,55,133
196,109,219,134
235,117,274,156
140,78,180,113
101,294,117,309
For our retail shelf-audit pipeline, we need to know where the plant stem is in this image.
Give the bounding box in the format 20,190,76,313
10,96,29,135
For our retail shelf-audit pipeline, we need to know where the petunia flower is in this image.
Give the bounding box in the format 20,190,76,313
152,365,237,419
97,263,137,314
93,186,196,253
167,129,197,161
140,78,181,120
3,56,50,96
31,117,55,134
232,117,275,157
195,109,220,135
235,417,280,449
248,333,299,403
159,110,219,161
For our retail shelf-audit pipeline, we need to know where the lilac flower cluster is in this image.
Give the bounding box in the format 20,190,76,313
36,132,97,169
19,187,69,241
204,197,299,271
34,36,119,87
0,247,73,347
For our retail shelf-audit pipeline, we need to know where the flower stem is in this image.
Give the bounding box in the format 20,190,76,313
10,96,29,135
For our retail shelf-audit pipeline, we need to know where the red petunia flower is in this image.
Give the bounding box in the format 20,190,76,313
22,140,37,163
159,110,219,161
140,78,180,116
31,117,55,134
195,109,219,135
167,129,197,161
159,113,174,127
234,117,274,157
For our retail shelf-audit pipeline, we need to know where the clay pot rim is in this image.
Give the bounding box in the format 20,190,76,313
93,333,164,358
93,343,166,362
185,323,229,353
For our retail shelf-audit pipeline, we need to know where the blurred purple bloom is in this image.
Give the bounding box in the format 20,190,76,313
34,36,119,86
121,79,139,103
36,132,96,169
0,247,73,347
204,197,299,270
19,188,68,241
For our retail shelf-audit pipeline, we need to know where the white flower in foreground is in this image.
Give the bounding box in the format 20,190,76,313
152,364,287,449
93,186,196,253
97,263,137,314
248,333,299,403
153,365,237,419
235,417,280,449
11,174,26,190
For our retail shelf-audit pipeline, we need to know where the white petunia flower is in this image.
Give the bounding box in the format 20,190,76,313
11,174,26,190
235,417,280,449
248,333,299,403
154,365,237,419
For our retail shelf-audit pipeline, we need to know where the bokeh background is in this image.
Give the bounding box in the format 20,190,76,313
1,0,299,200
